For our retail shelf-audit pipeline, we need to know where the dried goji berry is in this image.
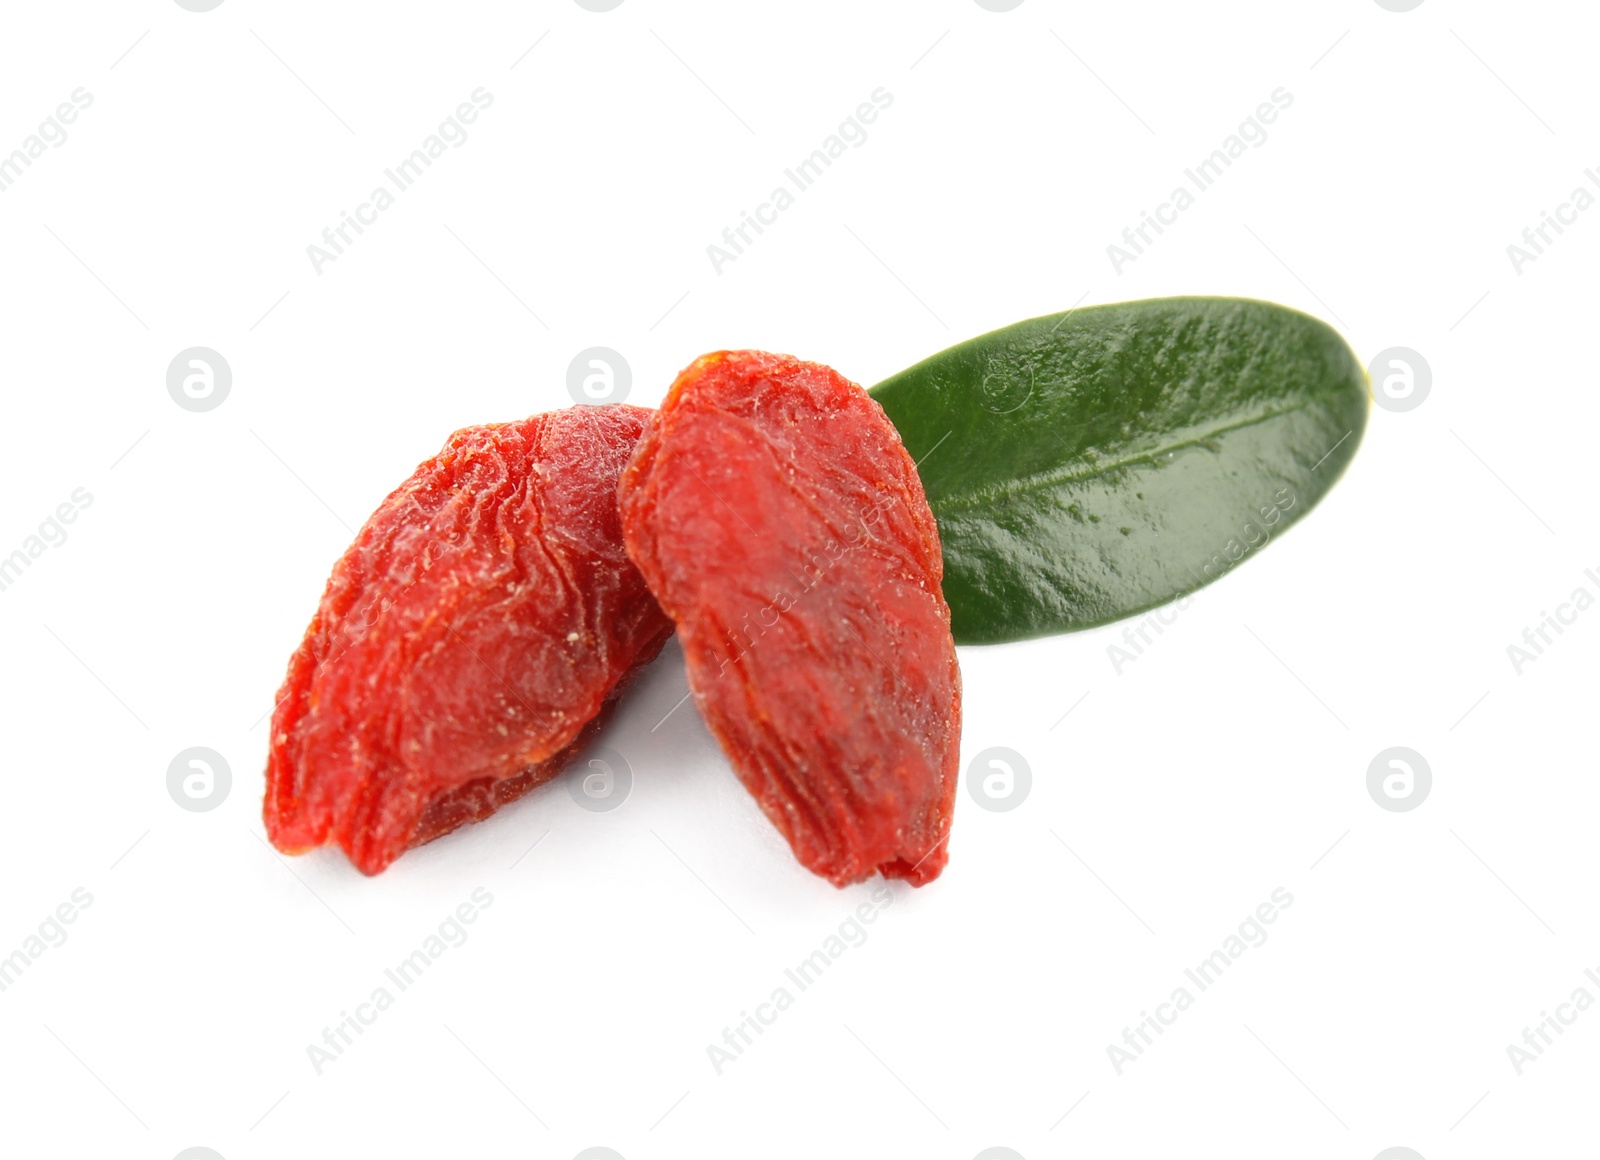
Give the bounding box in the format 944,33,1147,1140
264,405,672,875
618,351,961,886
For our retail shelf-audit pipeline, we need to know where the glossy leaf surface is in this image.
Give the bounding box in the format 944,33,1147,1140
871,297,1369,643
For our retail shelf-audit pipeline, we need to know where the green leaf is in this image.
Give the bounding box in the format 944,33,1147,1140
871,297,1369,644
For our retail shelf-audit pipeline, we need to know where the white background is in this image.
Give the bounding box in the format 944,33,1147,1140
0,1,1595,1158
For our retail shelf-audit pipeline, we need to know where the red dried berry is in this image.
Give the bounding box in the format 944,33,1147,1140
618,351,961,886
264,405,672,875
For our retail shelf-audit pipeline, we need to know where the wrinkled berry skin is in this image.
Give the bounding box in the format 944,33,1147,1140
619,351,961,886
265,406,672,875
